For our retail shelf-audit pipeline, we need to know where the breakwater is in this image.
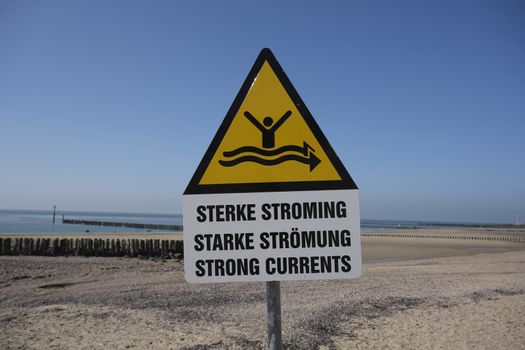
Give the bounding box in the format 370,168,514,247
0,237,183,259
2,234,523,259
362,232,525,242
62,218,182,231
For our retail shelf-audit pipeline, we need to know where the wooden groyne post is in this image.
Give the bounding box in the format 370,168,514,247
0,237,184,259
361,233,525,242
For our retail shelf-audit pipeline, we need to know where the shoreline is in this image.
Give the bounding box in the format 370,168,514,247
1,228,524,264
2,226,524,234
0,231,183,240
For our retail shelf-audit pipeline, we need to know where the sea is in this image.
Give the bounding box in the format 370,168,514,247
0,209,492,234
0,209,182,234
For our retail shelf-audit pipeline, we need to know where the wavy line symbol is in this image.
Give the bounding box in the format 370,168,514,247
219,141,321,171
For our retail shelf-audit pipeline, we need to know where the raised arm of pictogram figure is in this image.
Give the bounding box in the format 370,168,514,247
270,110,292,132
243,111,266,132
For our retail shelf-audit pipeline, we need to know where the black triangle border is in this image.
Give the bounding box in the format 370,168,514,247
184,48,358,195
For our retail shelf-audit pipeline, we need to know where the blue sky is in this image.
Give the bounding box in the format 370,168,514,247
0,0,524,223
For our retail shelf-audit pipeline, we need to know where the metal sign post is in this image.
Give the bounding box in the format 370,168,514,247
266,281,282,350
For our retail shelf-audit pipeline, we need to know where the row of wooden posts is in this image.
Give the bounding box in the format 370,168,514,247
0,237,184,258
62,218,183,231
1,234,523,258
362,233,525,242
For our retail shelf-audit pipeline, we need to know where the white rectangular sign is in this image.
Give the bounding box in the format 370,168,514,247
183,189,361,283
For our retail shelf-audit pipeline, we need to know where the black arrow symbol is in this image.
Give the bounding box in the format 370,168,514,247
223,141,316,158
219,142,321,171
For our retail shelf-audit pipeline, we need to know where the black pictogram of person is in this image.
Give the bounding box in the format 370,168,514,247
243,110,292,149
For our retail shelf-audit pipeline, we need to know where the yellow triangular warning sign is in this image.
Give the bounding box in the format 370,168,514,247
185,49,357,194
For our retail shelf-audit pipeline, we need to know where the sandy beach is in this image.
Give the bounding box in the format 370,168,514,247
1,228,524,349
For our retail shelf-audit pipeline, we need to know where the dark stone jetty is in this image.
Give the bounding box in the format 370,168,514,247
62,218,182,231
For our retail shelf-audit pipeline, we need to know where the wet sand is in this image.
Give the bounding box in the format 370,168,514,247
1,228,524,349
362,228,524,262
